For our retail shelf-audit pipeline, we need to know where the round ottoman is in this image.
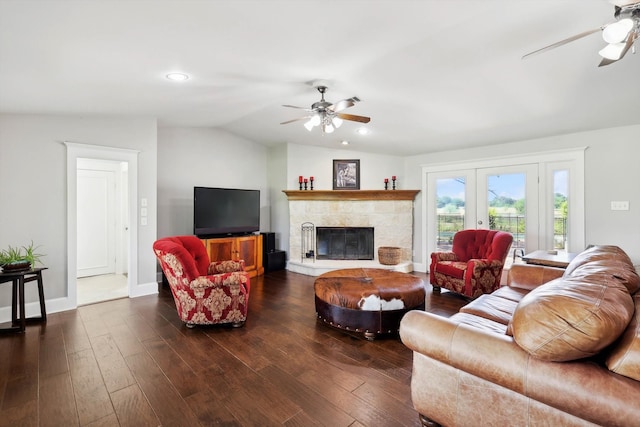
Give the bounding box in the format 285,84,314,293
314,268,425,340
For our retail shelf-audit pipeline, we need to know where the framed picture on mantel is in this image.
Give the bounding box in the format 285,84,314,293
333,159,360,190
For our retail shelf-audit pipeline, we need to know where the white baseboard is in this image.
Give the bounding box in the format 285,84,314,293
0,282,159,324
130,281,159,298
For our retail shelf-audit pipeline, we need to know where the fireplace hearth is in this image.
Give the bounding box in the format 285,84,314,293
316,227,374,260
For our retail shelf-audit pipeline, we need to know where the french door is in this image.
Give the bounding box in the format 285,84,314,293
427,164,538,262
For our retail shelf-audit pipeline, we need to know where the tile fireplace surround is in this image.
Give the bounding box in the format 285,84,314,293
283,190,420,276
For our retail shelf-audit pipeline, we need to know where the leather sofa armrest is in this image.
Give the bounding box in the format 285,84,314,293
506,264,564,291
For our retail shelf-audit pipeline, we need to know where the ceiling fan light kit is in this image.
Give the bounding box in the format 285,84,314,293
602,18,635,42
281,84,371,134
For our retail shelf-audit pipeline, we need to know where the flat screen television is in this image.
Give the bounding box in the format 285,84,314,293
194,187,260,238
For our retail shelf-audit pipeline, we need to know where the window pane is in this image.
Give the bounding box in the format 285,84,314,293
436,178,465,251
487,173,526,260
554,170,568,250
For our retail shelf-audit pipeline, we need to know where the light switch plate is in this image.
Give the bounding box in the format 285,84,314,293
611,201,629,211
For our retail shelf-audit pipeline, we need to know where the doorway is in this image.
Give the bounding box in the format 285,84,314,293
76,158,129,305
65,142,139,309
427,164,538,267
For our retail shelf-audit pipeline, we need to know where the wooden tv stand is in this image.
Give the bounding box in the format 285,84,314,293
201,234,264,277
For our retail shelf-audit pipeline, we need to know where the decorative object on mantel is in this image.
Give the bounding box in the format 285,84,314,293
392,175,397,190
301,222,315,262
297,176,314,190
384,178,389,190
333,159,360,190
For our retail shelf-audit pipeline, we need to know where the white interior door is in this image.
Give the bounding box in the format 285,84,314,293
77,168,116,277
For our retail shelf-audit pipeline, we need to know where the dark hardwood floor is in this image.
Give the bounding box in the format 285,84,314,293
0,270,467,427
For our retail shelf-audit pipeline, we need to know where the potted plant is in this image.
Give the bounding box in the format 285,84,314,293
0,241,44,272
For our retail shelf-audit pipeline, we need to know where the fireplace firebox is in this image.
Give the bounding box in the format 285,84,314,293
316,227,374,260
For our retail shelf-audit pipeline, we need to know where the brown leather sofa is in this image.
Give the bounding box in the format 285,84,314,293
400,245,640,427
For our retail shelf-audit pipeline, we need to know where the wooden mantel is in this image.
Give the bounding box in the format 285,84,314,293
282,189,420,201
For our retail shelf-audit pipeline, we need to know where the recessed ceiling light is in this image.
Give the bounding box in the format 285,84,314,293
356,127,369,135
166,72,189,81
341,140,349,145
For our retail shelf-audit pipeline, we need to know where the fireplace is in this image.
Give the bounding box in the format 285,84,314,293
283,190,420,276
316,227,374,260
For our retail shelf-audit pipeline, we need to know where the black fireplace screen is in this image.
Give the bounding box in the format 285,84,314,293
316,227,374,260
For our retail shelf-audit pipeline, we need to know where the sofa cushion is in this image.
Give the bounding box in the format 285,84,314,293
433,261,467,279
459,293,518,326
605,293,640,381
511,273,635,362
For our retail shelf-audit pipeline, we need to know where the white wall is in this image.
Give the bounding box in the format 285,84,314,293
267,144,289,250
405,124,640,267
156,127,269,239
0,114,158,314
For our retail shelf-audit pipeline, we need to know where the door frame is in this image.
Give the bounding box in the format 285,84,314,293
65,142,139,308
420,148,586,272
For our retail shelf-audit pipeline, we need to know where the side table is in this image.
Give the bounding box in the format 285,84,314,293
521,251,578,269
0,267,47,333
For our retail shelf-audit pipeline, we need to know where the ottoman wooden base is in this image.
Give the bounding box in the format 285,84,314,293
314,268,425,340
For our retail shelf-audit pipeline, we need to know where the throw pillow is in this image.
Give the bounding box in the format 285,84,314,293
511,273,634,362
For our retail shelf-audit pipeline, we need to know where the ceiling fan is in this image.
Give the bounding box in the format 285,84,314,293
281,84,370,134
523,0,640,66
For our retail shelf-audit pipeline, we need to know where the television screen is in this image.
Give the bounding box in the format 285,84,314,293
194,187,260,238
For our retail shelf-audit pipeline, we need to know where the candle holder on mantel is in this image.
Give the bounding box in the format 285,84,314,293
392,176,397,190
384,178,389,190
298,176,303,190
304,179,308,190
310,176,314,190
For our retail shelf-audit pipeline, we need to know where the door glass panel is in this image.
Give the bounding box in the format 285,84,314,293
553,170,568,251
486,172,527,265
435,177,466,251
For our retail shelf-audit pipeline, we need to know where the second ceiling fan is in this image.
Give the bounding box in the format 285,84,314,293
523,0,639,66
281,85,370,134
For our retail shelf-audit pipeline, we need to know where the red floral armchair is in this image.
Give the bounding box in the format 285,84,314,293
430,229,513,299
153,235,250,328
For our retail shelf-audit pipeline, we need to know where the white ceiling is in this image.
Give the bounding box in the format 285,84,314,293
1,0,638,156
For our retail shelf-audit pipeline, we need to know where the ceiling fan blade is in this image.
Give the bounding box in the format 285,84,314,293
522,27,604,59
598,29,638,66
280,116,311,125
337,113,371,123
608,0,639,6
282,104,314,112
328,97,361,113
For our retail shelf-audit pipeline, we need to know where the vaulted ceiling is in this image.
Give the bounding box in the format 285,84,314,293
0,0,638,155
